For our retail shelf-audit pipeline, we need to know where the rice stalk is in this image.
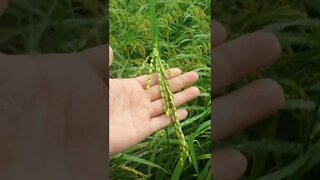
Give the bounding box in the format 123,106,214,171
147,41,190,166
119,165,148,179
141,0,191,166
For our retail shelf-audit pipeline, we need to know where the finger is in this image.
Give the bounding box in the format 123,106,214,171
80,45,108,75
150,109,188,132
0,0,8,16
213,31,282,93
213,149,247,180
213,79,284,141
135,68,182,89
150,86,200,118
212,21,227,47
149,71,198,101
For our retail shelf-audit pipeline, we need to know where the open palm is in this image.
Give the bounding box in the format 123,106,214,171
212,21,285,179
109,47,200,155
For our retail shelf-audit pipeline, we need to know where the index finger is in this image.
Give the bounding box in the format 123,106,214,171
135,68,182,89
212,21,227,47
213,31,282,93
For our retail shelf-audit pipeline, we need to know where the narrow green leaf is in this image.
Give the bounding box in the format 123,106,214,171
188,133,199,174
149,0,159,46
120,154,169,174
197,160,211,180
171,156,185,180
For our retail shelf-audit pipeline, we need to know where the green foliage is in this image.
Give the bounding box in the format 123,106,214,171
109,0,210,179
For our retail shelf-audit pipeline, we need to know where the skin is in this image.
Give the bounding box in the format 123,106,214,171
212,21,285,179
108,47,200,155
0,47,109,179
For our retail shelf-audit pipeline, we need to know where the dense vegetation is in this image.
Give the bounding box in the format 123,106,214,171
109,0,211,179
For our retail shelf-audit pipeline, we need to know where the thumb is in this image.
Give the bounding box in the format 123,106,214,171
0,0,8,16
80,44,108,77
79,45,113,77
109,46,113,66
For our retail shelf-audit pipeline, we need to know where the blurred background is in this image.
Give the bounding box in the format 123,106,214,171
215,0,320,179
0,0,106,54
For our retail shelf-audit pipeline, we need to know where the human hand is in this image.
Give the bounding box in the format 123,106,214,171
0,1,109,179
212,21,285,179
1,38,109,180
108,47,200,155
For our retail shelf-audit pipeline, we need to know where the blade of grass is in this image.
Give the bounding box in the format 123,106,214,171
197,160,211,180
150,0,159,46
188,133,199,174
119,153,169,174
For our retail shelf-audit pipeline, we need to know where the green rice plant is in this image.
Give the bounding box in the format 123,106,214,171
146,43,190,165
142,0,191,167
118,165,149,179
109,0,211,178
